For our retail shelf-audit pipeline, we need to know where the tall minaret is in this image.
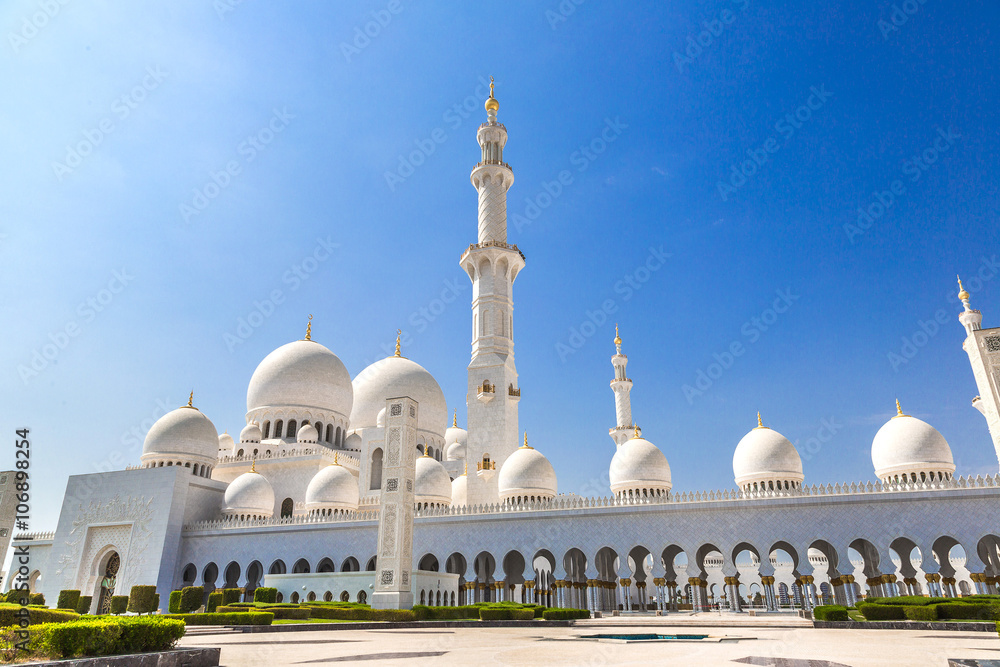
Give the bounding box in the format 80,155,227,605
461,78,524,506
609,324,637,447
957,276,1000,470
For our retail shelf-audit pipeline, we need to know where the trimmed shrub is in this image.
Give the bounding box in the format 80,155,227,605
217,605,310,620
813,605,849,622
511,608,535,620
254,587,278,603
75,596,93,615
57,590,81,612
369,609,415,622
127,586,158,615
903,605,938,621
42,617,185,658
207,592,223,613
308,606,371,621
161,612,273,626
179,586,204,614
411,604,432,621
542,608,590,620
168,591,182,614
858,603,905,621
935,603,1000,621
222,588,242,606
110,596,129,615
29,593,45,606
479,608,512,620
0,604,79,626
866,596,944,607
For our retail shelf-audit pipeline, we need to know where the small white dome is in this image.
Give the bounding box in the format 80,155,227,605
498,444,557,503
415,453,453,506
247,339,353,417
351,356,447,437
376,408,386,427
218,432,235,451
451,473,468,507
446,439,467,462
240,422,262,444
732,423,804,491
445,419,468,461
223,470,275,517
297,423,319,444
141,405,219,466
344,433,363,451
872,410,955,483
610,435,672,496
305,462,359,512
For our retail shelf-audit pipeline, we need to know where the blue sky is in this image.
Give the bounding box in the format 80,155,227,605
2,0,999,531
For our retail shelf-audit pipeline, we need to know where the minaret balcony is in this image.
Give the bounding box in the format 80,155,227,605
973,396,985,415
476,457,496,481
477,382,496,403
610,377,633,387
508,384,521,402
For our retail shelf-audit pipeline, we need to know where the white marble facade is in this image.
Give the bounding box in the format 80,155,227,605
14,85,1000,614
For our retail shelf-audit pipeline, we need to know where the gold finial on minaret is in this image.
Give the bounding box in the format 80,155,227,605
305,314,313,341
394,329,402,357
756,411,763,429
185,391,194,409
463,461,468,476
894,398,909,418
958,275,970,302
521,431,532,449
250,455,257,473
485,76,499,112
633,425,640,439
333,450,339,466
614,323,622,349
453,410,458,428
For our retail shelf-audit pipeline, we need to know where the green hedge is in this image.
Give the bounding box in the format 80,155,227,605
75,596,92,615
168,591,182,614
903,605,938,621
110,596,129,615
126,586,158,615
207,592,223,614
57,590,81,612
369,609,415,622
179,587,203,614
254,587,277,603
935,603,1000,621
542,608,590,620
217,605,310,620
307,606,372,621
813,605,849,622
39,617,185,658
222,588,242,606
161,612,273,626
866,596,946,607
858,603,906,621
0,604,80,627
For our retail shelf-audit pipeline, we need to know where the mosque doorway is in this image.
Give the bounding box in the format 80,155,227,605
97,551,120,615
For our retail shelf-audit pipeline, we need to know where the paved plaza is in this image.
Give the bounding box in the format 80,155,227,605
179,621,1000,666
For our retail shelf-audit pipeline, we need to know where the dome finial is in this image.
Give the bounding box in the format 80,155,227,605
485,76,499,113
522,431,532,449
250,454,257,473
453,410,458,428
305,314,313,341
394,329,402,357
333,450,339,466
184,391,196,409
463,461,468,476
633,425,640,439
957,275,971,303
422,447,430,458
614,323,622,352
757,411,763,429
894,398,909,418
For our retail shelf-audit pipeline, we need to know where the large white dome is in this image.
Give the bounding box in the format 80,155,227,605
305,462,360,512
247,339,353,416
223,470,275,518
498,442,557,503
451,473,468,507
350,356,447,436
141,405,219,466
733,420,804,492
415,453,453,506
609,434,672,497
871,407,955,483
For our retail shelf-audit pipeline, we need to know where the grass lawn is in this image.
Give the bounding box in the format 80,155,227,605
272,618,356,624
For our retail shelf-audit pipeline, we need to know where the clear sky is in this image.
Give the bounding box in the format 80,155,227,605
2,1,999,532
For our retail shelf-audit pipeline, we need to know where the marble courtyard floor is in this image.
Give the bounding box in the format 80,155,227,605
179,618,1000,666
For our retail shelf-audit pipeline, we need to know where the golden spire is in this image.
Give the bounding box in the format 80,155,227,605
633,425,640,439
394,329,402,357
463,461,468,476
422,447,430,458
614,323,622,346
305,314,313,341
757,411,763,428
333,450,339,466
453,410,458,428
250,455,257,473
521,431,532,449
957,275,970,302
184,391,195,409
894,398,909,418
485,76,499,112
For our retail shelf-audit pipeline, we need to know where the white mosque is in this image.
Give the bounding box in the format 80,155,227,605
14,83,1000,615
